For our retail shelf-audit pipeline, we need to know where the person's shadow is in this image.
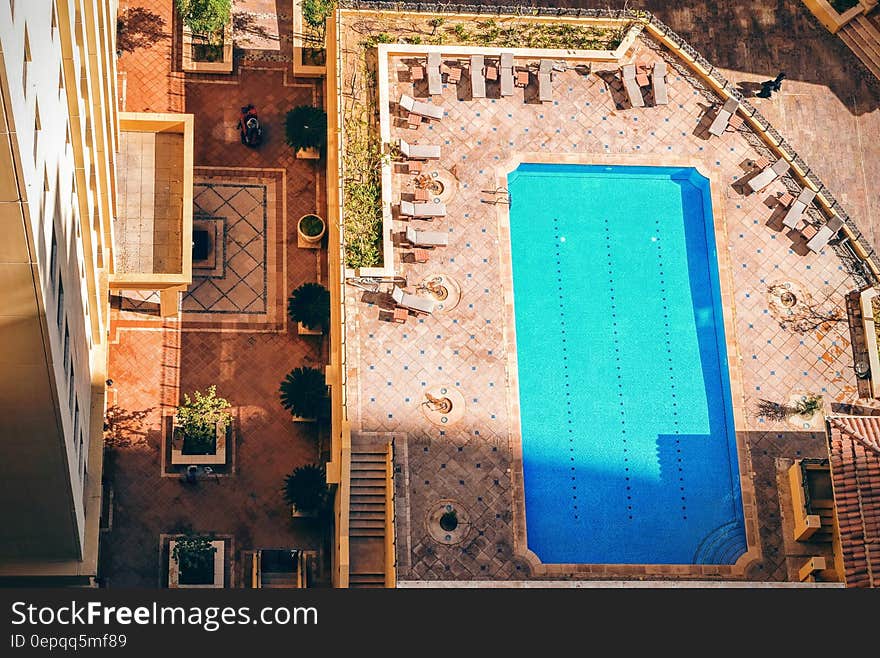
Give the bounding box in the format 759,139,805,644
736,81,763,98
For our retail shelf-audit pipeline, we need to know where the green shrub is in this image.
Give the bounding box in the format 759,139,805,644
174,0,231,37
172,535,216,584
176,386,231,453
302,0,335,28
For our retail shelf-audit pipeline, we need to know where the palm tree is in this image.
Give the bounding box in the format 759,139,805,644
284,105,327,156
279,367,328,419
287,283,330,332
283,464,330,516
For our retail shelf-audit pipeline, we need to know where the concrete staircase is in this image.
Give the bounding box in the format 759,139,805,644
348,436,393,588
838,14,880,80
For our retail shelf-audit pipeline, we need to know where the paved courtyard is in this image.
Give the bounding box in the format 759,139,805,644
340,11,875,581
103,0,330,586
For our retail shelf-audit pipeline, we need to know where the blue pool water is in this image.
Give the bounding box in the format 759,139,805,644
507,164,746,565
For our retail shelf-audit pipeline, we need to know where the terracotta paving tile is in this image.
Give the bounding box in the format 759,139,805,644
104,3,328,587
341,13,877,582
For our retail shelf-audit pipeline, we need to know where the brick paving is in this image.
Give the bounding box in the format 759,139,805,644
340,11,875,581
103,2,330,586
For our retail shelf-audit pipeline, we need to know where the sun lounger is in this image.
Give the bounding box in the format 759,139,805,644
398,138,440,160
538,59,553,102
406,226,448,246
392,286,436,315
500,52,514,97
399,94,444,121
471,55,486,98
781,188,817,229
747,158,790,194
400,200,447,219
427,52,442,95
806,216,844,253
652,61,668,105
708,97,739,136
621,64,644,108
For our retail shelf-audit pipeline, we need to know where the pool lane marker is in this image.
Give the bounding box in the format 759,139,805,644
553,218,579,522
603,219,632,522
654,218,687,521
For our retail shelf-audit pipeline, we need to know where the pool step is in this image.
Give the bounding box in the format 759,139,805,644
692,520,748,565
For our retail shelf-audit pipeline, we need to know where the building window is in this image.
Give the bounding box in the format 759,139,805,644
73,400,79,450
68,366,74,413
77,435,84,479
22,25,30,95
49,228,57,292
63,323,70,374
57,278,64,329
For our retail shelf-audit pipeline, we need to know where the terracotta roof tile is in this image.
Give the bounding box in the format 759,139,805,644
827,416,880,587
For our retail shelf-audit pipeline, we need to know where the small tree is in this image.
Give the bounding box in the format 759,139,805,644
288,283,330,332
172,534,216,583
177,386,232,453
302,0,335,29
280,367,328,419
284,105,327,157
174,0,231,37
283,464,330,515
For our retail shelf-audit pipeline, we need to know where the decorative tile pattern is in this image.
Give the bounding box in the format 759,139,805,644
184,180,269,315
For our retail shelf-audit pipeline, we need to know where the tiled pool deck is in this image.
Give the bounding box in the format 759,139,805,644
344,31,871,581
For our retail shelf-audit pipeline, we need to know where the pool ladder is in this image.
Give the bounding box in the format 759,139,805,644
483,187,511,206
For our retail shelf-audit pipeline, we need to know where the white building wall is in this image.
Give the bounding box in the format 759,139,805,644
0,0,116,567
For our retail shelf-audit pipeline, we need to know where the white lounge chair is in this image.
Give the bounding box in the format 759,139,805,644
652,61,668,106
398,138,440,160
538,59,553,102
500,52,514,97
708,97,739,136
747,158,790,194
400,201,447,219
399,93,444,121
621,64,644,108
782,188,817,229
470,54,486,98
406,226,448,246
806,216,844,253
392,286,436,315
427,52,442,95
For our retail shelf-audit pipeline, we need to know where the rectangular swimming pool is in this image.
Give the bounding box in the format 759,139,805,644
507,163,746,565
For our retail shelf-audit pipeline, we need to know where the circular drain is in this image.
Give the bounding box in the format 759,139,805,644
420,385,465,426
767,280,808,319
417,273,461,313
426,500,470,545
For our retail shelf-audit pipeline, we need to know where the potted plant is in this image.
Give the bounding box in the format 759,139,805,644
288,282,330,335
173,386,232,463
176,0,233,72
439,508,458,532
280,366,329,421
283,463,330,518
795,394,823,418
169,534,221,587
285,105,327,159
297,213,326,246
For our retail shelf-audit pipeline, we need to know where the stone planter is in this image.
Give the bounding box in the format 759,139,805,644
860,287,880,397
801,0,869,33
171,419,228,466
182,19,233,73
297,321,323,335
295,146,321,160
292,0,327,78
168,540,225,588
297,214,326,249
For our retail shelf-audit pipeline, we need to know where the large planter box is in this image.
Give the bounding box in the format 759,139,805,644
292,0,327,78
801,0,870,33
860,288,880,397
171,420,228,465
168,540,225,588
182,20,233,73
